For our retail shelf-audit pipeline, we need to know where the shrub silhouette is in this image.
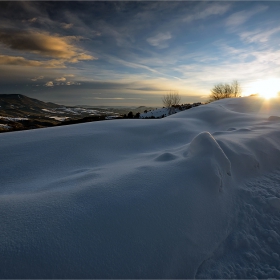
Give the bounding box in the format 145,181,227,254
162,91,181,114
209,80,241,102
127,111,133,118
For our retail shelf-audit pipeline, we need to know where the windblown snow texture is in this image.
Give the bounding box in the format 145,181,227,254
0,96,280,278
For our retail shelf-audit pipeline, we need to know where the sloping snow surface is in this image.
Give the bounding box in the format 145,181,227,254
1,96,280,278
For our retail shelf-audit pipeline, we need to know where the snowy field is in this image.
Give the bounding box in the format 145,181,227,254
0,96,280,278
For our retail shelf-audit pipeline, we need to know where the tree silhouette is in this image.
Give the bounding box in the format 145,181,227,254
162,91,181,113
209,80,242,102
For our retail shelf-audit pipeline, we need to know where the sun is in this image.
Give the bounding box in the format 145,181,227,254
257,79,279,99
245,78,280,100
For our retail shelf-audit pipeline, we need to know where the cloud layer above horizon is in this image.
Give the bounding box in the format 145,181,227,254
1,1,280,106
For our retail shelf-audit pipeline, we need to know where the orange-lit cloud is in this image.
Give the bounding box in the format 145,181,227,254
0,30,96,67
31,75,44,81
55,77,66,82
0,54,67,68
45,81,54,87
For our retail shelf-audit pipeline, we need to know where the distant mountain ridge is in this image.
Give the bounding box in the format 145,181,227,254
0,94,59,115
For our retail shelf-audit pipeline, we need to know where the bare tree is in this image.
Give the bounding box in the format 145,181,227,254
231,80,242,97
209,80,242,102
162,91,181,109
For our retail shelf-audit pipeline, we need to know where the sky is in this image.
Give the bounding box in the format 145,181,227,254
1,1,280,107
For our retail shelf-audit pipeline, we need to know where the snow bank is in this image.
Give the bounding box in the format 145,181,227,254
0,96,280,278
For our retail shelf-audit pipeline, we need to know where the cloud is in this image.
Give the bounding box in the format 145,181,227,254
61,23,73,29
0,55,66,68
45,81,54,87
147,32,172,49
68,53,94,63
22,18,37,23
0,30,96,62
183,3,231,22
126,87,166,92
172,47,280,93
52,81,81,86
29,18,37,23
45,80,81,86
93,97,143,100
251,50,280,66
55,77,66,82
226,5,268,28
31,75,44,81
239,27,280,43
105,55,181,81
0,55,42,67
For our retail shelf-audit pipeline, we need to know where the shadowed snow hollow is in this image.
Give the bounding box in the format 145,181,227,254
0,96,280,278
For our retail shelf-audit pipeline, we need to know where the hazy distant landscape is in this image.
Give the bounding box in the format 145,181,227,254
0,94,202,132
0,94,157,132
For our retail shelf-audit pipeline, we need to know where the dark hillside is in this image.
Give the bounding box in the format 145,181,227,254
0,94,59,117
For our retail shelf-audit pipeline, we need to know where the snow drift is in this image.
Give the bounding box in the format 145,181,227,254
0,96,280,278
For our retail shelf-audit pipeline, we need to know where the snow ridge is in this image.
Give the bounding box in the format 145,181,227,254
0,96,280,278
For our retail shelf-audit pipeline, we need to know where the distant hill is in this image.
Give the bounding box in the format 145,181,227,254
0,94,121,133
0,94,60,117
0,94,59,107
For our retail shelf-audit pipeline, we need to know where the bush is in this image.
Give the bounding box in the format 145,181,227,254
209,80,241,102
127,111,133,118
162,91,181,114
162,91,181,108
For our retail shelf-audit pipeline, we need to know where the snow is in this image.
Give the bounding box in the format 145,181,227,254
0,96,280,278
48,116,69,121
0,124,11,129
42,107,115,116
140,107,171,118
139,103,201,119
105,115,120,120
0,116,28,121
41,108,56,113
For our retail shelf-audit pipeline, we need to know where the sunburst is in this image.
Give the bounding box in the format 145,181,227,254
247,78,280,100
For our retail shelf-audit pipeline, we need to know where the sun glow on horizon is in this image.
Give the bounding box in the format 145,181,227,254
244,78,280,100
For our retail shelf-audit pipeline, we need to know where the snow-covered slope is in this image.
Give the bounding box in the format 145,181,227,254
1,96,280,278
140,107,173,118
139,103,201,118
